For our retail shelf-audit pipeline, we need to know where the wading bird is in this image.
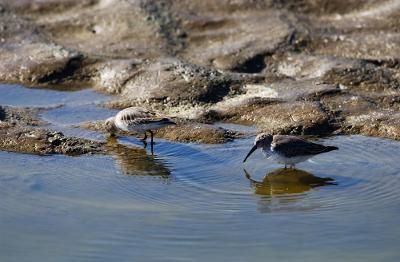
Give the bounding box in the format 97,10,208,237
105,107,176,148
243,133,338,168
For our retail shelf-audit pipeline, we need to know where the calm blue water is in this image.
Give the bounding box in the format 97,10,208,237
0,84,399,262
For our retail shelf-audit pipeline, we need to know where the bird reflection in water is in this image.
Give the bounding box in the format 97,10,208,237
244,168,336,196
244,168,336,212
106,137,171,179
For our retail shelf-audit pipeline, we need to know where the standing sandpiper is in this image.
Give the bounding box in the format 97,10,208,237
243,133,338,168
105,107,176,147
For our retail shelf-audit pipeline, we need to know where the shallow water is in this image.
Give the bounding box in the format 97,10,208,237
1,84,400,262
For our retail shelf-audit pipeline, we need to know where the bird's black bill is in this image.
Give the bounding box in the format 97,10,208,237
243,145,257,162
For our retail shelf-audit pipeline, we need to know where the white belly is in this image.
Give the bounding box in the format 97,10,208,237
263,149,312,165
115,119,163,133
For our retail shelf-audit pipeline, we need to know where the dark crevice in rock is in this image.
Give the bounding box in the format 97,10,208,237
37,55,85,84
231,54,267,73
363,58,400,70
198,82,232,104
0,106,5,121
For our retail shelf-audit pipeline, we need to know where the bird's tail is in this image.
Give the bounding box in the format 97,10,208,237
323,146,339,153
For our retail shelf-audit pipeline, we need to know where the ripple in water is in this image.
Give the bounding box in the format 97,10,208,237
1,135,400,261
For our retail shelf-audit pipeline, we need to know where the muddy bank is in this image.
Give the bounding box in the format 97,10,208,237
0,0,400,140
81,118,243,144
0,105,104,155
0,127,104,155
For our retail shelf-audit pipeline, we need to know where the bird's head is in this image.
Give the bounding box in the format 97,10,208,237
104,117,118,133
243,133,273,162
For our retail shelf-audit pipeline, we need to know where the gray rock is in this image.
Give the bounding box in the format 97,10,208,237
0,127,105,155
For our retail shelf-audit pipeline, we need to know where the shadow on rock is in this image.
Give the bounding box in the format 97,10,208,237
106,137,171,178
243,168,336,196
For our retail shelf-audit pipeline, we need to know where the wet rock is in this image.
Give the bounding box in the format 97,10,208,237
193,80,340,134
113,58,241,105
319,91,400,140
311,32,400,61
243,80,340,101
1,0,95,14
322,62,400,92
372,94,400,111
272,0,374,15
268,53,361,79
81,118,242,144
155,123,241,144
175,2,294,71
0,127,104,155
1,0,400,142
94,59,143,95
15,0,167,60
0,104,104,155
344,111,400,140
306,1,400,61
0,10,87,85
225,101,334,135
0,105,46,126
320,93,374,118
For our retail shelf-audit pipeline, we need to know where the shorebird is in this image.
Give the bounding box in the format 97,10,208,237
105,107,176,147
243,133,338,168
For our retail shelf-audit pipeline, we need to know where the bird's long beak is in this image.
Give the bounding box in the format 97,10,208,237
243,145,257,162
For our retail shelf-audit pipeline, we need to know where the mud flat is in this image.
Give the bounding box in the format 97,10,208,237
0,0,400,147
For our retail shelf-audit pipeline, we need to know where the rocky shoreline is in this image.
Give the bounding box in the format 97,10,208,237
1,0,400,155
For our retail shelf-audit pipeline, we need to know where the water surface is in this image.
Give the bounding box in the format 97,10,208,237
0,84,399,262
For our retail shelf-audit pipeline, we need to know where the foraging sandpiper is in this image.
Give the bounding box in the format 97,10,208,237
243,133,338,168
105,107,176,147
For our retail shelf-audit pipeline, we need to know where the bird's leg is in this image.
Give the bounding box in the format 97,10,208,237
141,131,147,141
141,131,148,148
284,164,287,169
149,130,154,146
149,130,154,155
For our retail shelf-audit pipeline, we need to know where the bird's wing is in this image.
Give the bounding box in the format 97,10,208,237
117,107,155,121
271,135,331,157
116,107,154,121
128,117,164,125
114,107,158,131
